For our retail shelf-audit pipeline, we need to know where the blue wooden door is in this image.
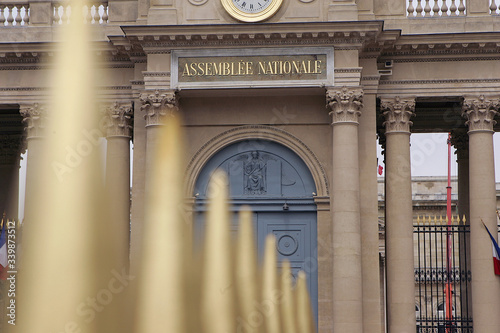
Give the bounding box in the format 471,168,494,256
194,139,318,320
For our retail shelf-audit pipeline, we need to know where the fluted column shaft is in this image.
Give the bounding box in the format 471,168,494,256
327,87,363,332
462,95,500,333
381,97,416,333
103,101,133,270
20,103,47,223
358,93,382,333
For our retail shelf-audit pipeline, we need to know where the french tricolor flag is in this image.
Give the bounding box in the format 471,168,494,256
483,221,500,276
0,221,7,280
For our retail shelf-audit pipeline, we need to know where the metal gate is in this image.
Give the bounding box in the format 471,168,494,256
413,215,473,333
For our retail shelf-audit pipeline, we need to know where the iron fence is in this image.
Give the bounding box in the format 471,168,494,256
413,216,473,333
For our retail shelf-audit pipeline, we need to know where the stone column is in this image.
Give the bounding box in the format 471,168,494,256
380,96,416,333
102,101,133,269
326,86,364,332
20,103,47,223
450,128,473,319
139,89,178,202
462,95,500,333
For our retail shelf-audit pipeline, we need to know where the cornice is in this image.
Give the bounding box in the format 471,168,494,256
0,40,135,67
380,78,500,85
121,21,385,51
0,85,132,92
121,21,385,37
380,32,500,58
393,32,500,47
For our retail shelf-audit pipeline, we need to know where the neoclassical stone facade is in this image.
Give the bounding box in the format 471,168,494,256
1,0,500,332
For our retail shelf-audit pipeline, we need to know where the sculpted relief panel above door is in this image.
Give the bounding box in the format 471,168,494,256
195,140,316,199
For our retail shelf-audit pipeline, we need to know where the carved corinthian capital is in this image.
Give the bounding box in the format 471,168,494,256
380,97,415,134
450,128,469,160
102,102,133,138
20,103,47,139
139,90,178,127
462,95,500,133
326,87,363,125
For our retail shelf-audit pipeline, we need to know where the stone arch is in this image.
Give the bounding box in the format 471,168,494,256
185,125,329,198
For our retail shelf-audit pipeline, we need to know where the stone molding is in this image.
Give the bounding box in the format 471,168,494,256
326,87,363,125
20,103,47,139
380,97,415,134
121,21,384,52
102,102,133,138
450,128,469,160
380,78,500,85
462,95,500,133
188,0,208,5
139,90,178,127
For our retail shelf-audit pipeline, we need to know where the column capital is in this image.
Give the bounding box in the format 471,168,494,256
380,96,415,134
20,103,48,139
326,87,363,125
450,128,469,160
462,95,499,133
139,90,178,127
101,102,133,138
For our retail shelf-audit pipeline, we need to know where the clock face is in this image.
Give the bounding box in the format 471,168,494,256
232,0,272,14
221,0,283,22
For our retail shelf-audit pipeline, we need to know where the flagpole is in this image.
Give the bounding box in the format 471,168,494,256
445,133,453,333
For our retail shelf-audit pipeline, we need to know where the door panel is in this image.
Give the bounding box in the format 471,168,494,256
193,139,318,323
257,211,318,320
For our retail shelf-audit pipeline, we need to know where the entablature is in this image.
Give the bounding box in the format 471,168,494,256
119,21,387,52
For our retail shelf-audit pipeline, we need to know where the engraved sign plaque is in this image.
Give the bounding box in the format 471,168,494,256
171,47,334,89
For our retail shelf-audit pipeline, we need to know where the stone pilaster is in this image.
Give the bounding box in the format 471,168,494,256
358,92,383,333
102,101,133,270
380,96,416,333
139,90,178,127
462,95,500,333
327,86,364,333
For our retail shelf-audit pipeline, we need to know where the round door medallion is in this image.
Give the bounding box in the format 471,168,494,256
221,0,283,22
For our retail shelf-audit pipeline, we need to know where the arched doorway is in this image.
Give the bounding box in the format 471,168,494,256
193,139,318,319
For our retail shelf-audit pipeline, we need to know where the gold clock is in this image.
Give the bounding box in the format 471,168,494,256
221,0,283,23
